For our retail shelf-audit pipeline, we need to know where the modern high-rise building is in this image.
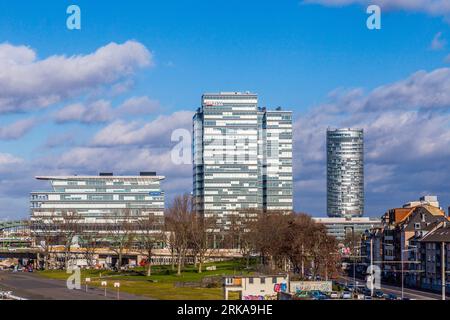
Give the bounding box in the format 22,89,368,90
30,172,165,241
327,128,364,217
193,92,293,238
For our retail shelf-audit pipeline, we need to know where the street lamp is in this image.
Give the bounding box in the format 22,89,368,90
114,282,120,300
85,277,91,293
344,226,357,292
101,280,107,297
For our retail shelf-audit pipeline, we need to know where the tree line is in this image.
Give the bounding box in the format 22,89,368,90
30,193,341,280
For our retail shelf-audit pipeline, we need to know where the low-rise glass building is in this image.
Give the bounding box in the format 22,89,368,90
30,172,165,241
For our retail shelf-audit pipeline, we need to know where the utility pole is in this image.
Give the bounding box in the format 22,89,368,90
353,227,356,294
301,244,304,278
442,242,446,301
370,237,374,297
401,248,404,300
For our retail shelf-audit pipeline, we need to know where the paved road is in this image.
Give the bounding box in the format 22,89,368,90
340,276,444,300
0,271,152,300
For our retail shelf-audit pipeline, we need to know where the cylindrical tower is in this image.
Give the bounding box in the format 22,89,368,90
327,128,364,217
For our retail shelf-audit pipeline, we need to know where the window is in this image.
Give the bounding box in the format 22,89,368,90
249,277,254,284
272,277,277,284
415,223,421,230
260,277,265,284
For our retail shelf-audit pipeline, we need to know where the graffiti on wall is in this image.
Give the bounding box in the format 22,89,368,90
290,281,332,293
273,282,288,293
243,294,277,300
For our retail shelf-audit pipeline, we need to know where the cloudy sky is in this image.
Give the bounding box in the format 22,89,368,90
1,0,450,219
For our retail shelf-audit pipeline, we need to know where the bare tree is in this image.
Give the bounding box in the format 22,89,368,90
79,225,102,269
58,210,81,270
165,194,192,276
225,210,258,268
252,211,292,271
246,211,340,277
31,217,56,270
307,223,339,279
107,209,135,271
136,211,165,276
189,214,214,273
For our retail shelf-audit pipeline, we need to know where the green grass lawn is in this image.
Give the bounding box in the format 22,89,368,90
38,259,253,300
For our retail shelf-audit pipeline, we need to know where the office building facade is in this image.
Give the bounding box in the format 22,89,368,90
193,92,293,234
313,217,381,242
30,172,165,240
327,128,364,217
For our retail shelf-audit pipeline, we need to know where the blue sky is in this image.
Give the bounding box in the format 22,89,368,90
1,0,450,219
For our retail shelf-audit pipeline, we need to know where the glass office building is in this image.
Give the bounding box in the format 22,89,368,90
313,217,380,242
30,172,165,239
327,128,364,217
193,92,293,234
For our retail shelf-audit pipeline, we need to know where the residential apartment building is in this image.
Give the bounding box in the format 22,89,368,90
193,92,293,240
361,196,449,293
417,223,450,293
326,128,364,218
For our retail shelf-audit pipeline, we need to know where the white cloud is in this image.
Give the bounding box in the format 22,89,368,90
91,111,193,147
445,54,450,63
302,0,450,18
54,96,160,124
0,41,152,113
0,153,24,175
0,118,37,140
0,153,23,166
54,100,113,124
116,96,160,116
325,68,450,113
431,32,447,50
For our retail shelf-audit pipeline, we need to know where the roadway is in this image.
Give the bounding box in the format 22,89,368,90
340,276,444,300
0,270,152,300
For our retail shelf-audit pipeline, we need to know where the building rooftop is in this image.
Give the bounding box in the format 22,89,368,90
202,91,256,96
313,217,381,223
35,175,165,181
327,127,364,132
420,223,450,242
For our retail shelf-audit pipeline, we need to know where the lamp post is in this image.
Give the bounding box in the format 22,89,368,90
442,242,446,301
370,237,374,297
114,282,120,300
344,225,361,299
101,281,107,297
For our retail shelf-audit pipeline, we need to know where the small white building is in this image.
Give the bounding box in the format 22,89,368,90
223,275,289,300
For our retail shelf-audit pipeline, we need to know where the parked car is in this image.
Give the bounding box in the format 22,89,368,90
310,290,327,300
374,290,384,298
364,295,372,300
385,293,398,300
362,288,372,296
330,291,340,299
342,291,352,299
